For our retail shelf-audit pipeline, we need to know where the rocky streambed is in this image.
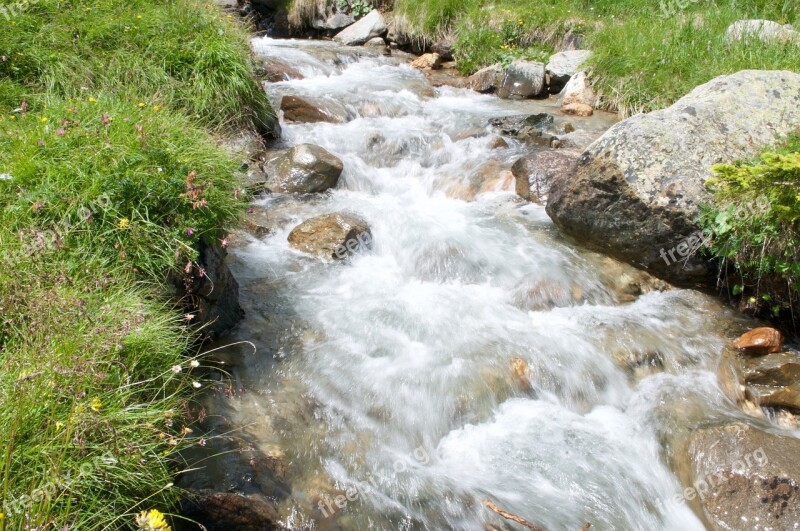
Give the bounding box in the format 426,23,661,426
177,34,800,531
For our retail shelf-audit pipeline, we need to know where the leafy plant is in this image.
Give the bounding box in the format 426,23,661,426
698,133,800,323
337,0,373,18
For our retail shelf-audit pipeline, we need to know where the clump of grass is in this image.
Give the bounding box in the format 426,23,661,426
698,132,800,327
0,0,271,527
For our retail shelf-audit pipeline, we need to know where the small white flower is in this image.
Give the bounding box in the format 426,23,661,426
171,365,182,373
189,360,200,368
0,173,12,181
192,381,201,388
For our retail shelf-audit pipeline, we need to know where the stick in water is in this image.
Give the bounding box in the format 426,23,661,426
483,499,592,531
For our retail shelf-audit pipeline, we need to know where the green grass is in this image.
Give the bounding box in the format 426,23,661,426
391,0,800,114
0,0,273,528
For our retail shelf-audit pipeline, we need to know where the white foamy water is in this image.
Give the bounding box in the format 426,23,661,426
194,38,759,530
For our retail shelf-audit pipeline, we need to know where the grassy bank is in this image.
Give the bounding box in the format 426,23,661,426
0,0,274,528
390,0,800,115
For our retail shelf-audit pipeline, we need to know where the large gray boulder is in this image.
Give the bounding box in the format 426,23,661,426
546,70,800,285
497,60,546,99
333,10,387,46
546,50,592,93
678,422,800,531
264,144,344,194
312,12,355,31
726,19,800,45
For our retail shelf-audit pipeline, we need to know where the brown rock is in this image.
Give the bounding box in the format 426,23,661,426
411,53,442,70
749,384,800,412
262,62,304,82
512,150,579,203
179,490,281,531
562,102,593,117
733,327,783,355
678,423,800,531
744,352,800,386
288,212,372,261
509,357,531,390
264,144,344,194
489,136,509,149
467,64,504,93
280,95,344,124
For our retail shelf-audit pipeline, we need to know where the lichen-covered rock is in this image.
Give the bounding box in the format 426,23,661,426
546,70,800,284
288,212,372,260
467,64,504,94
264,144,344,194
546,50,592,93
678,422,800,531
497,61,546,99
725,19,800,45
333,10,387,46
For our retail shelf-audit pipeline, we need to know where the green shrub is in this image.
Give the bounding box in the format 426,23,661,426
699,134,800,322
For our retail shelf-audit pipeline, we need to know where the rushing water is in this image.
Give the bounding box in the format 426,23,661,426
185,39,764,530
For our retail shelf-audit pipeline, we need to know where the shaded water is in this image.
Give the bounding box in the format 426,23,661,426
187,39,762,530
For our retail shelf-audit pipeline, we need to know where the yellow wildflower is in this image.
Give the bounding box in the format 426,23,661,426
90,397,102,412
118,218,130,229
40,117,48,123
88,97,97,103
135,509,171,531
152,105,161,112
138,102,146,108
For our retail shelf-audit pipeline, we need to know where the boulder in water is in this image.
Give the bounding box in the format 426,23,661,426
288,212,372,261
264,144,343,194
280,95,347,124
180,490,281,531
679,422,800,530
546,70,800,285
333,10,387,46
497,60,546,99
512,150,579,203
468,64,504,94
